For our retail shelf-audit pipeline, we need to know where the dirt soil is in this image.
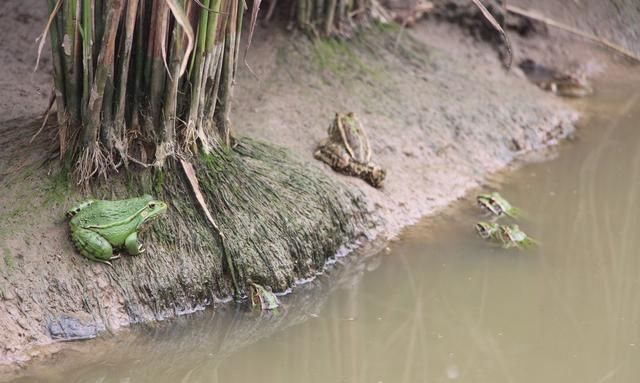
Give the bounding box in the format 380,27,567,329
0,0,637,372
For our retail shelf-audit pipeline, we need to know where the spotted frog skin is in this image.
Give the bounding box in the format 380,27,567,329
477,192,520,218
475,221,500,240
475,222,536,249
66,195,167,265
248,281,280,311
314,112,386,188
519,59,593,98
497,224,536,249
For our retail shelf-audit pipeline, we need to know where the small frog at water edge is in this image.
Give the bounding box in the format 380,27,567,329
475,221,500,240
519,59,593,98
496,224,536,249
248,280,280,311
66,195,167,265
475,222,536,249
476,192,520,218
314,112,386,188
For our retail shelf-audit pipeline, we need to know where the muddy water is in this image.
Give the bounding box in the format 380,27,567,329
10,73,640,382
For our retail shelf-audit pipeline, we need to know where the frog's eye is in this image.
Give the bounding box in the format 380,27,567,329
148,202,156,209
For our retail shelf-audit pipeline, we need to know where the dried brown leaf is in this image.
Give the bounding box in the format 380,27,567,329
471,0,512,68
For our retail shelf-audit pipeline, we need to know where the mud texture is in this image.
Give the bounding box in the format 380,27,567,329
1,0,636,371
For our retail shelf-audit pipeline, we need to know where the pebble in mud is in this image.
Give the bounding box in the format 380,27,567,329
47,315,98,341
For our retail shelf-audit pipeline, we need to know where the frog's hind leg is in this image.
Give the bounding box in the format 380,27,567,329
70,227,117,264
347,160,386,188
125,232,144,255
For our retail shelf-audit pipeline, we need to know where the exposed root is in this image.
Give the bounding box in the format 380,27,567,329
29,91,56,144
73,142,110,186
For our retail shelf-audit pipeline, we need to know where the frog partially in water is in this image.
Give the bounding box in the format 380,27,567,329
248,280,280,311
314,112,386,188
477,192,520,218
475,221,536,249
497,224,536,249
66,195,167,265
475,221,500,240
518,59,593,98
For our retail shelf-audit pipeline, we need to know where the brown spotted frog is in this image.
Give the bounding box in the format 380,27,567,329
519,59,593,98
248,280,280,311
314,112,386,188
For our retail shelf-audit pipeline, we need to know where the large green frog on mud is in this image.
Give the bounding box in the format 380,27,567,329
66,195,167,265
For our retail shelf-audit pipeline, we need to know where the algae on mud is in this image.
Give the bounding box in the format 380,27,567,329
0,136,368,364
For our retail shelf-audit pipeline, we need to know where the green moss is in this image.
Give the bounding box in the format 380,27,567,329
3,248,14,271
312,38,373,77
153,169,166,195
191,138,367,294
276,46,288,66
372,20,402,33
44,167,72,205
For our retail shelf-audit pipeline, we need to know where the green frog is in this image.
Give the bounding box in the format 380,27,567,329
476,222,536,249
314,112,386,188
475,221,500,240
497,224,536,249
248,280,280,310
66,195,167,265
477,192,520,218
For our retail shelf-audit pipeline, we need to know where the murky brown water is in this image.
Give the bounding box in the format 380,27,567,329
9,72,640,383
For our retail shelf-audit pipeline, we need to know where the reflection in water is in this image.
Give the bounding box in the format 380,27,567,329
11,73,640,383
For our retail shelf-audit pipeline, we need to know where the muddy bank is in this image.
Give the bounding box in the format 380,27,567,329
231,24,577,235
2,0,633,370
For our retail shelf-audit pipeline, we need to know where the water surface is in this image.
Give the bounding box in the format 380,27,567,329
11,71,640,383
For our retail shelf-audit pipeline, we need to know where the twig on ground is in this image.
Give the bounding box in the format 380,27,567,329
179,158,225,239
30,91,56,143
471,0,512,68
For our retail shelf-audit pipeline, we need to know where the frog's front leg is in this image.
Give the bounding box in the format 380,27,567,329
71,227,118,265
125,232,144,255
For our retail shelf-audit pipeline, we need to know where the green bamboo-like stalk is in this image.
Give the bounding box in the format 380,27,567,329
324,0,338,35
148,1,169,128
201,0,225,150
315,0,325,25
113,0,139,158
47,0,68,156
288,0,367,36
132,0,148,119
80,0,93,121
297,0,308,28
62,0,80,124
157,0,190,165
44,0,378,182
94,0,104,59
213,0,235,145
185,0,212,151
83,0,123,146
43,0,256,183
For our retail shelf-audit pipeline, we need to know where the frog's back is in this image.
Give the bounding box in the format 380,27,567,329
70,196,152,227
346,131,371,163
331,113,371,163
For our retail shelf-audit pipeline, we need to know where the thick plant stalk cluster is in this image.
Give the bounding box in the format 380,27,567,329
46,0,244,183
290,0,376,37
